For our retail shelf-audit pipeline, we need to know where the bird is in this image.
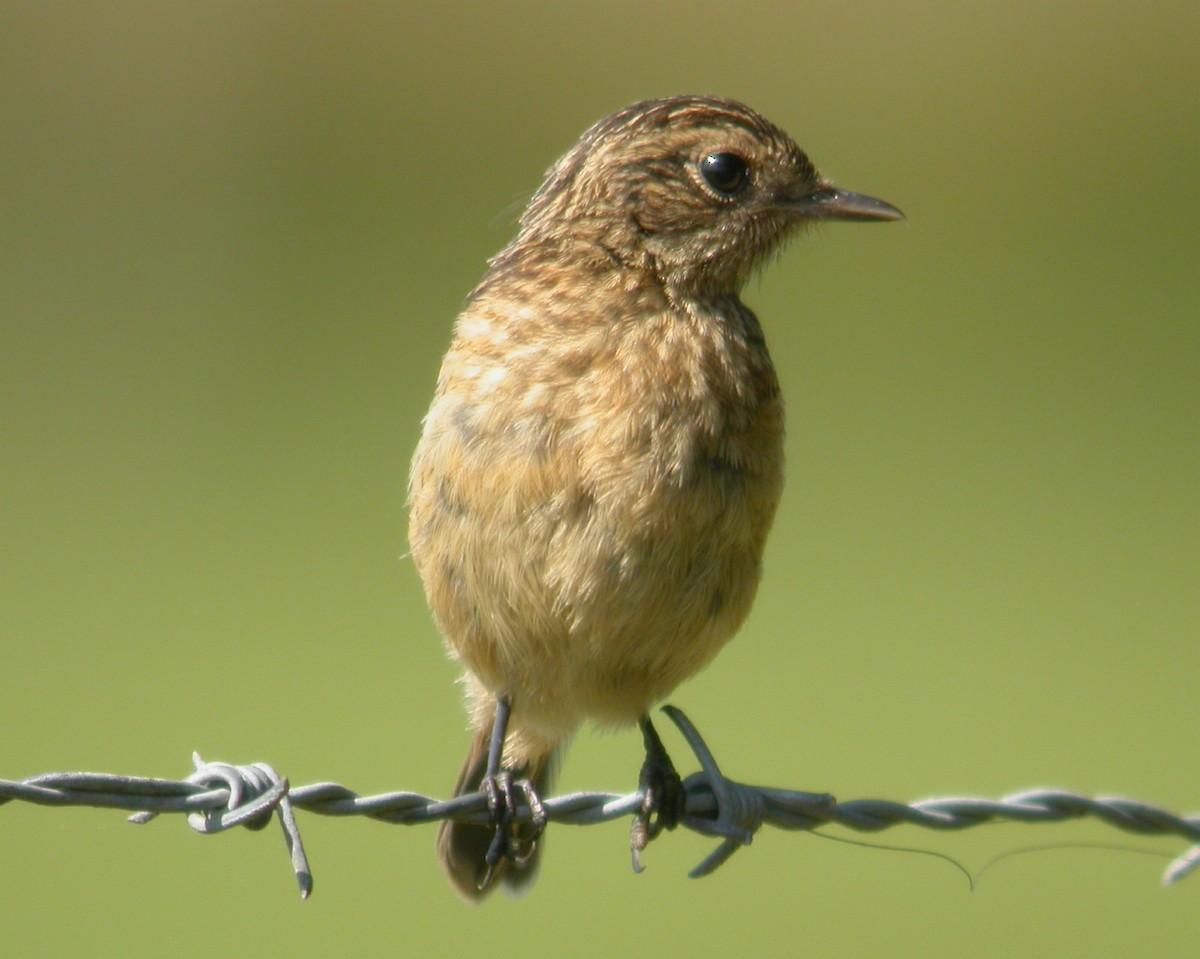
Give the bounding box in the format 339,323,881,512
407,95,902,901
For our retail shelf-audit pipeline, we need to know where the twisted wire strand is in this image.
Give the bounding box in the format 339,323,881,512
2,707,1196,898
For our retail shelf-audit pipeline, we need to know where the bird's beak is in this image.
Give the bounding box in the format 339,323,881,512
781,183,904,222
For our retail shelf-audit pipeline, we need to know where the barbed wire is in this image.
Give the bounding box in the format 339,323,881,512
2,705,1196,899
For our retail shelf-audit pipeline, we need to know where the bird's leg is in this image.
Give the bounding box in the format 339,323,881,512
639,713,686,829
479,696,548,888
630,712,686,872
481,695,515,876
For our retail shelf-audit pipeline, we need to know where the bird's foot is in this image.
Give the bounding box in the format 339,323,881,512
630,714,686,873
479,770,548,888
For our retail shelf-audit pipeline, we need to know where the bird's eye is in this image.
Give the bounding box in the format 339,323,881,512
699,152,749,196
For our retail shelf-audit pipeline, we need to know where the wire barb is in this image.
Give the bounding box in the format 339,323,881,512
128,754,313,898
1,707,1196,899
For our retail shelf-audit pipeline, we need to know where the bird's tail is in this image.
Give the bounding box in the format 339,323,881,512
437,724,558,902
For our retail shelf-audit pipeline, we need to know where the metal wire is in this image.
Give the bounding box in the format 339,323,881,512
2,705,1196,899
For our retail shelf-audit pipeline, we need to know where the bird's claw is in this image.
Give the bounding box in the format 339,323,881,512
630,715,686,873
480,770,548,888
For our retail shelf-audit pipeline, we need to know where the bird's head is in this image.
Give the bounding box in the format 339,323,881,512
515,95,903,296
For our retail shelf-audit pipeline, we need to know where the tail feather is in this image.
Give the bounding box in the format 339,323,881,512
437,726,558,902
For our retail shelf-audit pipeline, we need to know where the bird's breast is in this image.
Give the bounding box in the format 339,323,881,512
408,293,784,728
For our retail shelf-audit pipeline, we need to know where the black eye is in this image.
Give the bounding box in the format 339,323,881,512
699,152,749,196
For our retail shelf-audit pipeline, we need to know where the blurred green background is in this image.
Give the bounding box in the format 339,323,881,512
2,1,1196,955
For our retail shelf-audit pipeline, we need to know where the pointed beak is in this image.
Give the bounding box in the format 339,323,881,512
781,183,905,222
